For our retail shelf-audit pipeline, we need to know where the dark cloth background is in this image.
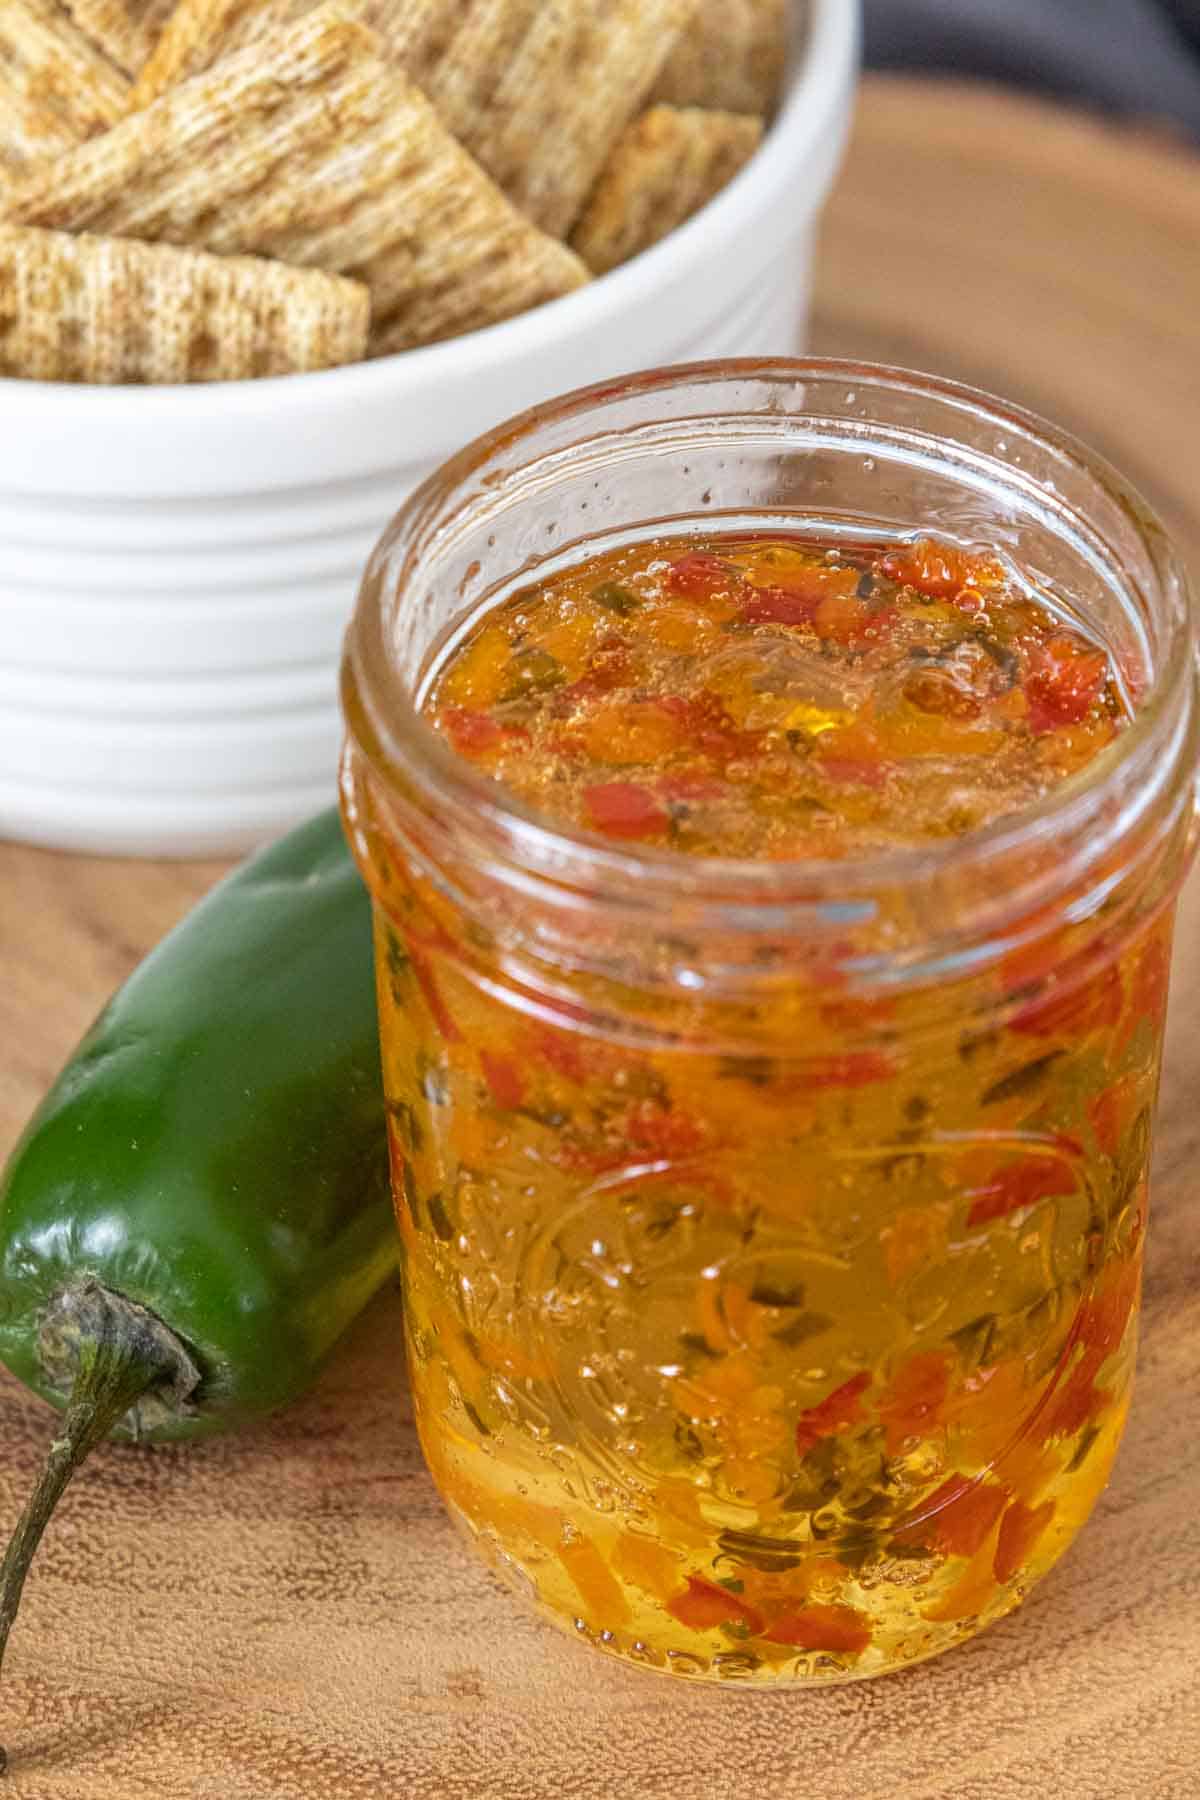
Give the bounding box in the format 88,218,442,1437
863,0,1200,138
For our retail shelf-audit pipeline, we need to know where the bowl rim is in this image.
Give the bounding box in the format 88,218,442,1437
0,0,858,421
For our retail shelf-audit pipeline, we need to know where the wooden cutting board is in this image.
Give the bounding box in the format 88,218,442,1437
1,77,1199,1800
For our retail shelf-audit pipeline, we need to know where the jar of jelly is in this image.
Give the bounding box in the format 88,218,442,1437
340,361,1198,1683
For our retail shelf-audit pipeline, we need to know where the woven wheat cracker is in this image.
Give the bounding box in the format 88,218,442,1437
0,223,369,381
9,8,587,352
652,0,788,115
7,6,379,234
571,105,763,274
125,0,333,108
125,0,448,107
416,0,698,237
0,1,129,181
252,70,590,352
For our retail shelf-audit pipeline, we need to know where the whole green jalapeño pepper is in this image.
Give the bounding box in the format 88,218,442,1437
0,809,395,1759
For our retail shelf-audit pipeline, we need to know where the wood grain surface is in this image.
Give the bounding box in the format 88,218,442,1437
2,76,1199,1800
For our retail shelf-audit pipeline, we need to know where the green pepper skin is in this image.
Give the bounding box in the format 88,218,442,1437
0,808,395,1440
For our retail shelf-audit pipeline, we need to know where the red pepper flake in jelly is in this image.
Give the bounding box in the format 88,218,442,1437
666,1576,765,1635
994,1498,1056,1585
794,1371,872,1457
1089,1076,1139,1158
880,537,1004,605
878,1351,951,1454
440,705,510,758
1009,962,1124,1040
624,1097,708,1159
584,779,670,840
915,1476,1010,1560
479,1050,527,1111
1025,634,1110,731
666,551,739,599
739,586,820,627
966,1154,1078,1227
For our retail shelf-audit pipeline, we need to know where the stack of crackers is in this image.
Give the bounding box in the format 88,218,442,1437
0,0,786,384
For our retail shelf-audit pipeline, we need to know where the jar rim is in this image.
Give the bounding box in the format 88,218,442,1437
343,356,1198,937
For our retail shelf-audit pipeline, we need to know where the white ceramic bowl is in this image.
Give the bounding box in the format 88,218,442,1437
0,0,859,856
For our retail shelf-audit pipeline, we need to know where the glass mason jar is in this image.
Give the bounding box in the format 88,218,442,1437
340,361,1198,1685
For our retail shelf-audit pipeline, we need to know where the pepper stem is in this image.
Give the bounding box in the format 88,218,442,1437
0,1280,200,1776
